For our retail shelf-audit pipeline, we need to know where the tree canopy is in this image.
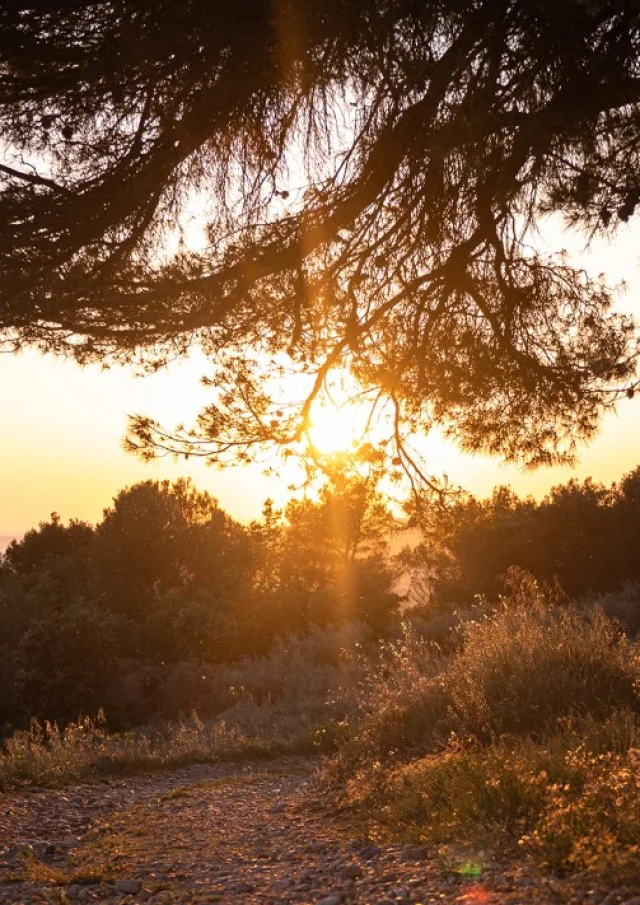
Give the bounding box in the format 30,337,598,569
2,0,640,485
0,475,402,727
406,465,640,616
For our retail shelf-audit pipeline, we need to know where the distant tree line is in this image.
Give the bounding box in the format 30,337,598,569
3,466,640,735
406,465,640,627
0,475,401,733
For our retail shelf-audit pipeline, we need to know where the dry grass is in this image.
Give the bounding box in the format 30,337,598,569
4,581,640,880
0,710,314,790
327,583,640,776
320,581,640,878
347,712,640,880
0,622,371,790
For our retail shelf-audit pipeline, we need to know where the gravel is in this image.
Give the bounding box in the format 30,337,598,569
0,757,637,904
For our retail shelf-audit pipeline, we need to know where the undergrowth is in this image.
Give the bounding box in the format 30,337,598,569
3,574,640,880
0,622,369,790
0,710,315,790
321,574,640,878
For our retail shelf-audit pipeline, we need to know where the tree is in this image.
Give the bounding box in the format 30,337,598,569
3,516,94,576
15,603,119,724
1,1,640,485
248,471,402,635
0,516,97,647
414,473,634,605
90,478,251,621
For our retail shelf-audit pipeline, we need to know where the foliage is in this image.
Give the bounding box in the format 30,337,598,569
0,621,371,789
0,712,310,791
3,517,94,576
413,465,640,609
448,580,639,740
321,577,640,879
584,582,640,635
144,590,238,664
525,744,640,879
0,475,399,731
1,2,639,481
345,715,640,879
14,604,120,725
92,477,251,620
327,580,640,772
245,473,402,642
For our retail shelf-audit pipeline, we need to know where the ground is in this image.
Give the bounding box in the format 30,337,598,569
0,759,638,905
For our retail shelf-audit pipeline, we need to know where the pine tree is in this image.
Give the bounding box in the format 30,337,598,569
1,1,639,486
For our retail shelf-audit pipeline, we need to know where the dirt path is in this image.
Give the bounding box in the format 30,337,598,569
0,758,637,905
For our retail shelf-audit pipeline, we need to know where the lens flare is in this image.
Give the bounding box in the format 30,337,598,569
307,404,361,455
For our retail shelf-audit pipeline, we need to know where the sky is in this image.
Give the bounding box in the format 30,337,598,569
1,217,640,538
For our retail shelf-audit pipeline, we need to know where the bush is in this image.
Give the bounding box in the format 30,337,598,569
208,622,372,738
326,576,640,772
584,582,640,636
15,604,120,724
526,743,640,879
345,711,640,879
449,596,639,741
0,711,309,790
322,627,452,777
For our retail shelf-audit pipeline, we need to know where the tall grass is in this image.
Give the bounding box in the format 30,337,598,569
0,623,371,790
0,710,316,790
356,714,640,879
329,586,639,774
321,579,640,877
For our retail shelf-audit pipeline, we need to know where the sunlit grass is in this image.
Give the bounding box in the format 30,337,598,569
342,721,640,880
319,585,640,878
0,712,316,791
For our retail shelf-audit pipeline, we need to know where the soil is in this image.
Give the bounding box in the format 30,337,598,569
0,758,638,905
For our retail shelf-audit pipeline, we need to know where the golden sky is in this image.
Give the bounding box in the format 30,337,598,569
1,217,639,537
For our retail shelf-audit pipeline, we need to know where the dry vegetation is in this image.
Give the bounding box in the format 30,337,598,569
319,574,640,879
0,623,369,790
2,573,639,881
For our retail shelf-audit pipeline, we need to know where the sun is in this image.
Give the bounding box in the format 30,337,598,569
307,403,362,455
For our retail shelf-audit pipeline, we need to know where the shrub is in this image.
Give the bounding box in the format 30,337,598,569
0,711,310,790
345,711,640,879
322,627,452,777
525,743,640,879
449,596,639,741
326,578,640,774
584,582,640,636
15,604,121,724
209,622,372,737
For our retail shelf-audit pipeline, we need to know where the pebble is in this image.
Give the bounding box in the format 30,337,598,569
114,879,142,894
361,843,382,860
0,758,634,905
401,845,427,862
341,863,363,880
228,880,255,893
31,840,55,860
